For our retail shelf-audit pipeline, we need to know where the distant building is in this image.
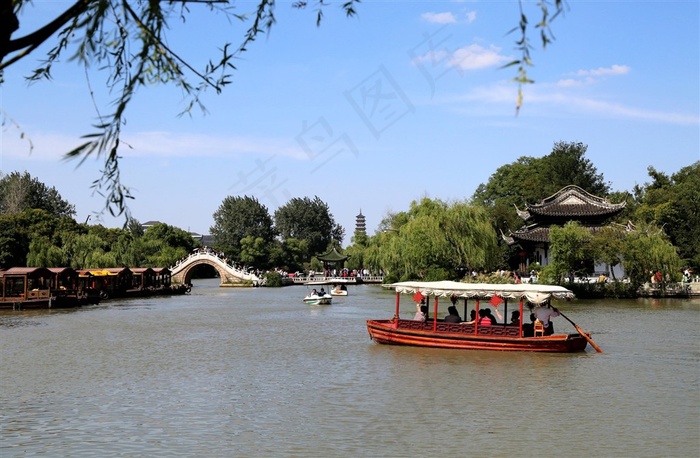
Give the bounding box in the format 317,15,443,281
141,220,162,231
354,210,367,238
200,234,215,247
502,185,626,276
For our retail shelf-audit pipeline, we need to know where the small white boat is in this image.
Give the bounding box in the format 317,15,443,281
330,285,348,296
303,294,332,305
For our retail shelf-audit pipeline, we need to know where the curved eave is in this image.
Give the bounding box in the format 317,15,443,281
527,204,625,218
526,185,627,218
511,226,550,243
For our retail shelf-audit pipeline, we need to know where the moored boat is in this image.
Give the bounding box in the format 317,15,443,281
0,267,54,309
367,281,596,353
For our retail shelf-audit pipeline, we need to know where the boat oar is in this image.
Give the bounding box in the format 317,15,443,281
558,310,603,353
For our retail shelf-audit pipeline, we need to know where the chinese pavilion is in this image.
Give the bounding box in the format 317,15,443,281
503,185,626,274
317,247,350,275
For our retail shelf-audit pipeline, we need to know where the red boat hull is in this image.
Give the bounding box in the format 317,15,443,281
367,319,588,353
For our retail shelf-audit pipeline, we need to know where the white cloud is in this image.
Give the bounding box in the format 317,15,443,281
448,44,509,71
410,43,508,73
421,10,476,24
546,94,698,125
557,78,583,88
1,130,307,162
558,64,631,86
458,81,699,125
574,65,631,77
421,12,456,24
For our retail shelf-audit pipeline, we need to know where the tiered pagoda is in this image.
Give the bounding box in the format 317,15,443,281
354,210,367,238
503,185,626,272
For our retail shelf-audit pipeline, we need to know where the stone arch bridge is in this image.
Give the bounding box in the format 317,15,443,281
171,251,260,286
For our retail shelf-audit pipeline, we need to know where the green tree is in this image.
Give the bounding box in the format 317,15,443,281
272,238,309,273
343,242,365,273
145,244,188,268
125,236,163,268
27,236,66,267
621,222,681,288
589,224,626,280
86,224,126,250
274,196,343,259
539,141,609,196
110,232,139,267
0,208,86,267
632,162,700,269
0,214,27,267
113,223,194,268
549,221,593,282
126,217,145,238
62,232,115,269
472,141,610,235
0,171,76,218
142,223,196,254
239,236,270,268
210,195,274,260
368,198,499,282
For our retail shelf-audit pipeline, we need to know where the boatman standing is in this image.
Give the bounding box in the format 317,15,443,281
534,302,559,335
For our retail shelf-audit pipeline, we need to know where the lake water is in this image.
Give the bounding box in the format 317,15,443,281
1,278,699,457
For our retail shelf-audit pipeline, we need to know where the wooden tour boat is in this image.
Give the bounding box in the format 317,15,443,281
367,281,601,353
0,267,100,310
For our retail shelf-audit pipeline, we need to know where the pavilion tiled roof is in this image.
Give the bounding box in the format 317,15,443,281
510,226,551,244
317,247,349,262
524,185,625,219
505,186,627,247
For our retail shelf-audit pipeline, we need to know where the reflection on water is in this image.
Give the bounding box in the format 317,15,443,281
1,279,698,457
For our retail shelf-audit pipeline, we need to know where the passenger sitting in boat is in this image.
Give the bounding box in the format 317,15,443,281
414,303,428,322
444,305,462,323
484,308,498,325
477,309,491,326
522,313,536,337
311,288,318,296
510,310,520,326
319,288,326,296
463,310,477,324
534,303,559,335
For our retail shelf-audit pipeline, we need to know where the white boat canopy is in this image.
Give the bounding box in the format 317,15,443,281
388,281,575,305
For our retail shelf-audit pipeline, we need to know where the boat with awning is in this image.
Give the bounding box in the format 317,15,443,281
366,281,598,353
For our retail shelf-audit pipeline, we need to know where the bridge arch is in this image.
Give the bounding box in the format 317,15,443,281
170,252,260,286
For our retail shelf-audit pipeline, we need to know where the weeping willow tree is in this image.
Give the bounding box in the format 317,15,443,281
26,237,67,267
548,221,593,283
621,222,681,288
366,198,499,282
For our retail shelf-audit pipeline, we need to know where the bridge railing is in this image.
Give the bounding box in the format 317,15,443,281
290,275,384,284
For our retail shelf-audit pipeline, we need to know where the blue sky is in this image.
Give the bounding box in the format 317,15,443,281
2,1,699,242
